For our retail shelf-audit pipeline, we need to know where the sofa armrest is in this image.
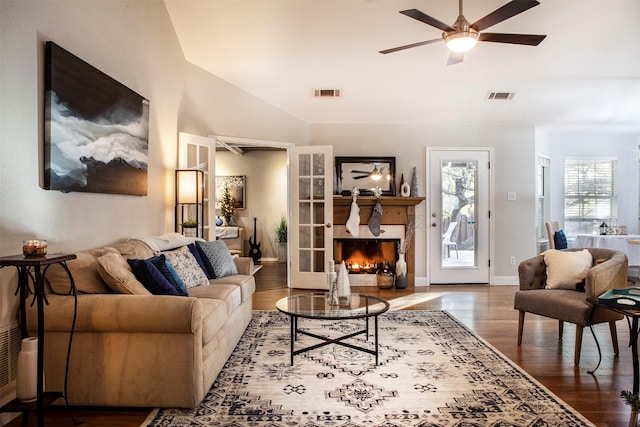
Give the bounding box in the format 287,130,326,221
28,294,204,334
234,256,254,276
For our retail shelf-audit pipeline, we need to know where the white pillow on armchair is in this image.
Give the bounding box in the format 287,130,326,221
543,249,593,290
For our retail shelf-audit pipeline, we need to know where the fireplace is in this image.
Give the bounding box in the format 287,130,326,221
332,196,423,287
334,239,399,274
333,225,404,286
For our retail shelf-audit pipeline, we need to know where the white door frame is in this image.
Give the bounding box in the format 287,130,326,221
209,135,295,286
425,147,494,285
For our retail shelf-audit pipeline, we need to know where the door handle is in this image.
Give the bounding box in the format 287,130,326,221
432,223,437,227
325,223,332,228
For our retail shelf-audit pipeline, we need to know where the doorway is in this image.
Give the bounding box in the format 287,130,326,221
427,148,492,284
211,135,294,288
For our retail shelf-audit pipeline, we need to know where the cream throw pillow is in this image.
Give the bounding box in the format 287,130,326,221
96,247,151,295
543,249,593,289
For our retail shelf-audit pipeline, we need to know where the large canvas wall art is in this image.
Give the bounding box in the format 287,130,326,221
44,41,150,195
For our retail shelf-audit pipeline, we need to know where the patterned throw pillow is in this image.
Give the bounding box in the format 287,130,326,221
196,240,238,279
162,246,210,288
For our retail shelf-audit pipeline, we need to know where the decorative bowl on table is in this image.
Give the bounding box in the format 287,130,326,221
23,240,47,257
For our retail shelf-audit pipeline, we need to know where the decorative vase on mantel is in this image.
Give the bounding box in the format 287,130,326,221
395,253,408,289
16,337,39,403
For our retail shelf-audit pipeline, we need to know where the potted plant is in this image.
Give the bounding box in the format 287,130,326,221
181,219,198,237
274,216,287,263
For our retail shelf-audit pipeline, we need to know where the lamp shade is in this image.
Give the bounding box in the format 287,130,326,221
176,170,203,204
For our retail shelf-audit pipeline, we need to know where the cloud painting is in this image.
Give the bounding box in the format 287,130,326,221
44,42,149,196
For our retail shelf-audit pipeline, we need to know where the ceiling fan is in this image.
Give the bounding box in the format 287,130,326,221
351,164,388,181
379,0,546,65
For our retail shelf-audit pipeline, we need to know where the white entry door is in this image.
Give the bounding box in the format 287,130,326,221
427,149,491,284
290,146,334,289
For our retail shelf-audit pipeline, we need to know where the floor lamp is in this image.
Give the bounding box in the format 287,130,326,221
175,169,205,238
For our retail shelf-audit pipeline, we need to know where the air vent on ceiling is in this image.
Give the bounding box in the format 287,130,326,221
487,91,515,100
313,89,341,98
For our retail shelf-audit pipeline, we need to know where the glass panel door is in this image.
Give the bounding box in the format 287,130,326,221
291,146,333,289
428,149,490,284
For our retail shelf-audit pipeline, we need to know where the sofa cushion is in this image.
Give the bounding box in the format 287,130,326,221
127,259,180,296
47,250,112,295
188,284,241,315
148,255,188,296
97,248,151,295
208,274,255,303
196,240,238,278
544,249,593,290
162,246,209,289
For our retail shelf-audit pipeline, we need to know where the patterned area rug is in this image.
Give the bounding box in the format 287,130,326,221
143,310,594,426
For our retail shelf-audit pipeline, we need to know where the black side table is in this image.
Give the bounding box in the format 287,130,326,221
587,297,640,394
0,253,77,427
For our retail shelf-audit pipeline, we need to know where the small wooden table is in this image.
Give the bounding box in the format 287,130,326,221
0,253,77,427
276,293,389,366
587,297,640,394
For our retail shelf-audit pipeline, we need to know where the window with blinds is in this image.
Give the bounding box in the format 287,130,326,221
564,157,617,235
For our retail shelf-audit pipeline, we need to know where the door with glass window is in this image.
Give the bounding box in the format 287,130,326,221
427,149,491,284
290,146,333,289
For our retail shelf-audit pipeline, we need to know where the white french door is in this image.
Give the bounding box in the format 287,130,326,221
290,146,334,289
178,132,215,241
427,148,491,284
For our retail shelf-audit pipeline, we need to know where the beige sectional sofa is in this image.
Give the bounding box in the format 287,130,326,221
25,234,255,408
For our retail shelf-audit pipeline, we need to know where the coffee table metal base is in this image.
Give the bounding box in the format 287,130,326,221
287,315,381,365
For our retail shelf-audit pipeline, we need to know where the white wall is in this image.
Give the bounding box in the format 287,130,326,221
215,150,288,259
310,124,537,282
538,128,640,235
0,1,307,331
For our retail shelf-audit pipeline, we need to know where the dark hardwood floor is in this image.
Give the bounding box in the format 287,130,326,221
7,277,638,426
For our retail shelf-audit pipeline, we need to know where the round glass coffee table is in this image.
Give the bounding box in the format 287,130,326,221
276,292,390,366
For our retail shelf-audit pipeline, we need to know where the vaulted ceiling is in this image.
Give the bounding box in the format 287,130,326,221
165,0,640,128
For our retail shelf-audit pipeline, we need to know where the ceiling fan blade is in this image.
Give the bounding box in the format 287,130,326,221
478,33,546,46
379,39,441,55
400,9,454,32
351,169,373,174
447,51,464,66
471,0,540,32
352,176,369,180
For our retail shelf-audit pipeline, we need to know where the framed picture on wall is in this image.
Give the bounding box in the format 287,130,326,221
335,156,396,196
215,175,245,209
43,41,150,195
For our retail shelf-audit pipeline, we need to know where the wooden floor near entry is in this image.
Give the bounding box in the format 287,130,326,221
7,285,636,426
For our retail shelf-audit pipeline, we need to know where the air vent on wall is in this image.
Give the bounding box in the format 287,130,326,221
313,89,341,98
487,91,515,100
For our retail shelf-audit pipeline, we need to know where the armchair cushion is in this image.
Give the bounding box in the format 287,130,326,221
544,249,592,289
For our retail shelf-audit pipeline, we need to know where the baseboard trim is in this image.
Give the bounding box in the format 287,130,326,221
415,276,518,286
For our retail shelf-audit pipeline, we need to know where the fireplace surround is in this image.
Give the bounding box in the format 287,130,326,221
333,196,424,287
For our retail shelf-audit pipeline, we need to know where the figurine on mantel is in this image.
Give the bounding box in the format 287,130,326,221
410,167,418,197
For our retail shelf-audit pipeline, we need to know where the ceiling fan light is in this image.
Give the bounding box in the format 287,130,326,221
444,30,478,52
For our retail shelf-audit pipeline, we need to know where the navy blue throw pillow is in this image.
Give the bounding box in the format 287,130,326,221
148,255,188,296
554,230,568,249
187,243,213,279
127,258,180,296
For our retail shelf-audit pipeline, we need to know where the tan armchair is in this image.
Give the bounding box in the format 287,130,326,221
514,247,628,365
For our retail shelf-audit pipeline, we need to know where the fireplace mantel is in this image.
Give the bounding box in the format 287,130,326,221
333,196,425,286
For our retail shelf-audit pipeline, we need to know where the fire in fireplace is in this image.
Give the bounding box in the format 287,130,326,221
334,238,399,274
